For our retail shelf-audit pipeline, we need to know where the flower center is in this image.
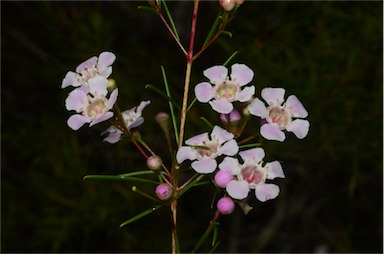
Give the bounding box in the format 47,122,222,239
240,165,265,185
215,81,239,101
196,141,218,159
80,65,101,84
85,97,108,118
268,106,292,127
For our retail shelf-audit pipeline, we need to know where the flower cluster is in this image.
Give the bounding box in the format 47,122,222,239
178,63,309,214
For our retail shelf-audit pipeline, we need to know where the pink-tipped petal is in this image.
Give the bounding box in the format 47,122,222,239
195,82,214,102
76,56,97,73
89,76,108,97
90,112,114,127
247,98,268,118
203,65,228,84
67,114,90,130
286,95,308,118
98,51,116,68
65,89,87,112
176,146,196,163
191,159,217,174
185,132,209,146
237,86,255,102
255,184,280,202
239,148,265,164
209,99,233,114
219,139,239,157
230,64,254,86
286,119,310,139
260,123,286,142
218,157,240,174
211,125,234,143
265,161,285,179
107,88,119,109
226,180,249,200
261,87,286,105
62,71,78,88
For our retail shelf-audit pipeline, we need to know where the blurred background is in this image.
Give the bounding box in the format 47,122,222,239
1,1,382,253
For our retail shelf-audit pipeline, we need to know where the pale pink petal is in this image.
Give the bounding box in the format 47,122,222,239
265,161,285,179
237,86,255,102
209,99,233,114
185,132,209,146
89,76,108,97
218,157,240,175
230,64,254,86
98,51,116,68
136,100,151,114
102,128,122,144
107,88,119,109
261,87,285,105
239,148,265,164
76,56,97,73
286,119,310,139
203,65,228,84
62,71,78,88
128,117,144,129
260,123,286,142
286,95,308,118
195,82,214,102
191,159,217,174
176,146,196,163
226,180,249,200
219,139,239,157
247,97,268,118
211,125,234,143
65,89,87,112
67,114,90,130
90,112,114,127
100,66,112,78
255,184,280,202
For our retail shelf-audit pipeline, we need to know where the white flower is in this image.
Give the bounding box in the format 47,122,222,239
176,126,239,174
219,148,285,202
101,100,151,143
65,76,118,130
247,87,310,142
194,63,255,114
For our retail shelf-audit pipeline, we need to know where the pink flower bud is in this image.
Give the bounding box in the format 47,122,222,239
155,183,173,201
156,112,171,134
214,170,234,188
219,0,236,11
220,109,241,124
217,197,235,215
147,155,163,171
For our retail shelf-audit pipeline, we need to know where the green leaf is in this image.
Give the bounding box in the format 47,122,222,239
83,170,161,184
223,51,239,67
145,84,181,111
202,14,221,48
238,143,261,149
200,117,213,129
187,97,197,112
173,174,204,201
137,5,157,14
221,30,232,38
161,0,180,41
191,222,220,253
119,205,162,228
209,241,221,253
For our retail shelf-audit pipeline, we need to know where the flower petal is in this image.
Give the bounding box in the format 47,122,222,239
230,64,254,86
203,65,228,84
136,100,151,115
265,161,285,179
128,117,144,129
102,127,123,144
237,86,255,102
90,111,114,127
219,139,239,157
185,132,209,146
98,51,116,68
65,89,87,112
100,66,112,78
239,148,265,164
107,88,119,109
89,76,108,97
286,95,308,118
176,146,196,163
191,159,217,174
209,99,233,114
260,123,286,142
76,56,97,73
195,82,214,102
62,71,79,88
226,180,249,200
255,184,280,202
218,157,240,175
211,125,234,143
247,97,268,118
286,119,310,139
261,87,285,105
67,114,90,130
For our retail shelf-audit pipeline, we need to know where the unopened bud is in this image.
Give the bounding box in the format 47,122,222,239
220,109,241,124
217,197,235,215
214,170,234,188
155,183,173,201
147,155,163,171
219,0,236,11
107,78,117,92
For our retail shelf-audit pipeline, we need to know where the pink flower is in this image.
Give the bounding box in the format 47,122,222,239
194,64,255,114
65,76,118,130
61,51,116,91
101,100,150,144
247,87,310,142
218,147,285,202
176,126,239,174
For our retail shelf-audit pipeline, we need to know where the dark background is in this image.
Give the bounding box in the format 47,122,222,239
1,1,382,253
